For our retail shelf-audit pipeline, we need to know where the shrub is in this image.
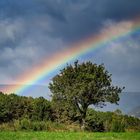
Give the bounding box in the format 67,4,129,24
0,122,15,131
19,118,31,130
110,119,125,132
31,121,47,131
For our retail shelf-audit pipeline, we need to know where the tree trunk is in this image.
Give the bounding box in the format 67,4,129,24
81,117,86,131
74,100,88,131
80,106,87,131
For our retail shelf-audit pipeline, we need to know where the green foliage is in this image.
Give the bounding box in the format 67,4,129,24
110,119,125,132
19,118,31,130
31,97,53,121
0,88,140,132
51,99,78,123
0,92,53,123
0,119,80,132
123,115,140,132
85,108,140,132
110,111,125,132
0,92,13,123
86,109,104,132
49,61,124,129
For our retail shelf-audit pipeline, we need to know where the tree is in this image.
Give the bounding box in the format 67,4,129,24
49,61,124,130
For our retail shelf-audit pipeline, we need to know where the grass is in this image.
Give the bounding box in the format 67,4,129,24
0,132,140,140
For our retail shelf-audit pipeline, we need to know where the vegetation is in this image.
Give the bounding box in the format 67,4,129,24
0,61,140,132
0,92,140,132
49,61,124,129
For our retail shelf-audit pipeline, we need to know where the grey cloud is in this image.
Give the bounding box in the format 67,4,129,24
1,0,140,42
95,34,140,91
0,17,66,84
0,0,140,93
0,18,26,47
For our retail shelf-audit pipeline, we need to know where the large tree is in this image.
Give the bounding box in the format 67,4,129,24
49,61,124,129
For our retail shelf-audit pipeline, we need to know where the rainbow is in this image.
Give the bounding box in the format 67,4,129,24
2,18,140,95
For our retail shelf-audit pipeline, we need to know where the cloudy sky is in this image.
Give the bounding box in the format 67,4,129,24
0,0,140,112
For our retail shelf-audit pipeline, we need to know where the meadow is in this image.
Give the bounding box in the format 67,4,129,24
0,132,140,140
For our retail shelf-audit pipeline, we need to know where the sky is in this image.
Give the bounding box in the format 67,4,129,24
0,0,140,113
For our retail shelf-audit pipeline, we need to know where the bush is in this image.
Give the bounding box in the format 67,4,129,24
86,109,105,132
0,119,48,131
31,121,47,131
0,123,14,131
0,119,78,132
19,118,31,130
15,119,48,131
110,120,125,132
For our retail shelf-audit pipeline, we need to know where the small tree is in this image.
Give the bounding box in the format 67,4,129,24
49,61,124,130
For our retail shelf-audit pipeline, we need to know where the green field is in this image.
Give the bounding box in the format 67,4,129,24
0,132,140,140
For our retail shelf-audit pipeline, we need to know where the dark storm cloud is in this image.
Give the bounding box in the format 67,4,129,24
34,0,140,42
0,0,140,42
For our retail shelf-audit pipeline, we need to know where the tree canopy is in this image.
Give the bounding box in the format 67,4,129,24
49,61,124,129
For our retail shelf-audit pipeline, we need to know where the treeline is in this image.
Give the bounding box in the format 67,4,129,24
0,92,140,132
